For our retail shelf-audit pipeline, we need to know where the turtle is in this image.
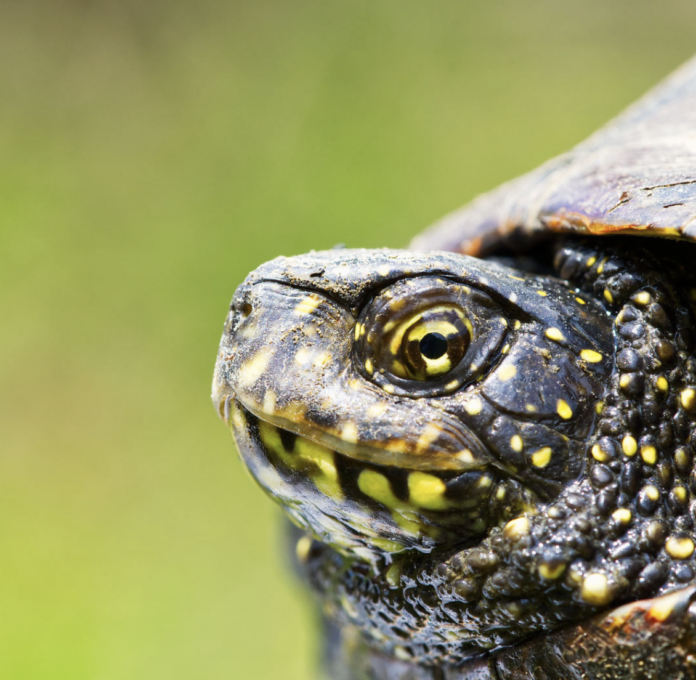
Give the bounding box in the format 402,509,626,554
212,55,696,679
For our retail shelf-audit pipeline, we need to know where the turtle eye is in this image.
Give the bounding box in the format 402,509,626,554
396,307,471,380
356,277,508,397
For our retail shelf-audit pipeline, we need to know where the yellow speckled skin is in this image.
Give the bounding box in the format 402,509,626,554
213,56,696,679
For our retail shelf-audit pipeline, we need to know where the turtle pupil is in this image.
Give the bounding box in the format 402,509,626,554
419,333,448,360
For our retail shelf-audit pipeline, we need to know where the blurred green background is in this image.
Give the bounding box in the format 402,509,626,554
2,1,695,678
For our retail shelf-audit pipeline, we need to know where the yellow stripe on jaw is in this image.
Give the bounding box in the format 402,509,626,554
408,472,448,510
358,469,400,508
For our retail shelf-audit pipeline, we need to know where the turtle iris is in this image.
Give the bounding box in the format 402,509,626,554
397,308,470,381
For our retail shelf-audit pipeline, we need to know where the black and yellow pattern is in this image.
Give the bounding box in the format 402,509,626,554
212,56,696,678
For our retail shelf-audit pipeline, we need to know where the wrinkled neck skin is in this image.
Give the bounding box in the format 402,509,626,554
213,240,696,669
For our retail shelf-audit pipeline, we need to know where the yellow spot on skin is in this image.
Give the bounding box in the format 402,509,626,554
383,384,396,394
575,297,587,305
586,256,597,267
604,289,614,304
296,536,312,563
498,364,517,381
504,517,530,540
545,327,565,342
681,388,696,411
644,485,660,502
595,401,605,415
464,398,483,416
641,446,657,465
622,436,638,457
674,486,688,503
495,485,506,501
592,444,609,462
510,435,523,452
408,472,448,510
513,320,521,330
619,374,632,390
525,404,538,413
313,351,332,367
295,347,312,366
556,399,573,420
633,291,651,306
612,509,632,524
262,391,277,414
531,447,552,468
477,475,493,489
367,403,388,418
597,258,607,274
539,562,566,580
377,265,390,277
294,295,321,316
666,536,695,560
580,349,603,363
365,358,374,375
501,344,510,355
444,379,460,392
358,470,399,508
650,590,687,622
341,422,359,444
500,318,508,327
354,323,362,341
656,376,669,392
238,353,270,388
581,573,612,606
536,290,547,297
455,450,475,464
416,424,443,453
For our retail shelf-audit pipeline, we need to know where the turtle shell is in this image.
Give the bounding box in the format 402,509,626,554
411,56,696,257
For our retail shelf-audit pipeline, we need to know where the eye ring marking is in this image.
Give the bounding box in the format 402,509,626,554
392,306,471,381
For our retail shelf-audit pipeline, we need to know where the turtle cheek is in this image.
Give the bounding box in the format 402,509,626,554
453,329,615,498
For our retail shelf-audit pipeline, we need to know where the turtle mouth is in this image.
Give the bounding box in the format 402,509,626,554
225,398,515,554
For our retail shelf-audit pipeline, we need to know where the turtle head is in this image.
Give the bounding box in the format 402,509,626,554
213,248,614,557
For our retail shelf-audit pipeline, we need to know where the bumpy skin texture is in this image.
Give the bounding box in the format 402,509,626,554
212,56,696,678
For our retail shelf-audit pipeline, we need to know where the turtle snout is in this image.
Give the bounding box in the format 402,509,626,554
212,285,256,421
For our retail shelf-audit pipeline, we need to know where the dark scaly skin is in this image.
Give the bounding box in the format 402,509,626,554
213,239,696,677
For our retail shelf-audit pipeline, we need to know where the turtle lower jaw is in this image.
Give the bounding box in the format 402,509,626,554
226,400,525,555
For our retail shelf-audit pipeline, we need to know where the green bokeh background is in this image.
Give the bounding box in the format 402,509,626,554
2,2,695,678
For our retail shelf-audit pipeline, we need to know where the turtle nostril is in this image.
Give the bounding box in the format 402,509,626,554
239,302,253,318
